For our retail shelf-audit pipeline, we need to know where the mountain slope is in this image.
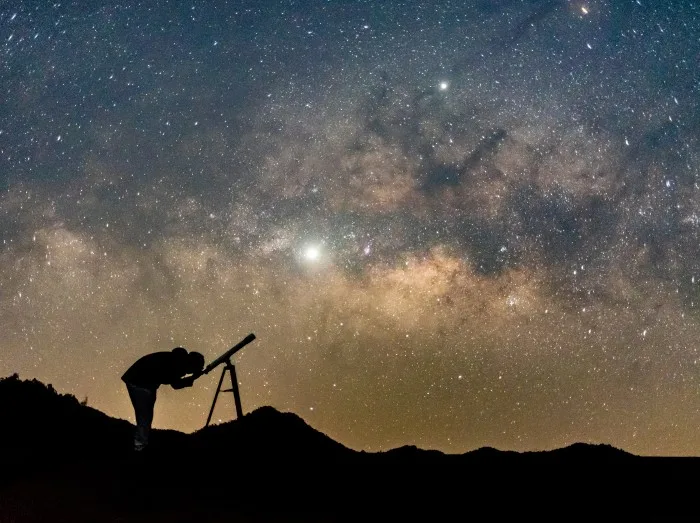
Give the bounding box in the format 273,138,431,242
1,374,698,522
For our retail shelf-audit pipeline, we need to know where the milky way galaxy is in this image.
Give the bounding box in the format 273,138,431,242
2,1,700,456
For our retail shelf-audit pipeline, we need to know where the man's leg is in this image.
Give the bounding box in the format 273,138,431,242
126,383,157,451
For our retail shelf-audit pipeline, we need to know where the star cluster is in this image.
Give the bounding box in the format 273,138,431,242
2,0,700,455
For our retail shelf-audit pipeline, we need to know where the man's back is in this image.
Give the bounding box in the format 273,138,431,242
121,351,189,389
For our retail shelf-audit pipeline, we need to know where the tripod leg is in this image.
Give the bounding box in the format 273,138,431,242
228,363,244,419
205,366,227,427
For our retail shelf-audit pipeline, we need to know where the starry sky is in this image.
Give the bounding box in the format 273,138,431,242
2,0,700,456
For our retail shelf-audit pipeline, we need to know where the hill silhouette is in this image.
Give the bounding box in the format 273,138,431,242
1,374,698,521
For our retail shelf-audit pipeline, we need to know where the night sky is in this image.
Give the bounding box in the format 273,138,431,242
2,0,700,456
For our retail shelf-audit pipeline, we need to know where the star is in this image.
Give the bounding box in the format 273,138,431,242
303,245,321,262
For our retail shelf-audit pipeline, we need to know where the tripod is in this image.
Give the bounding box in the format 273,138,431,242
205,358,243,427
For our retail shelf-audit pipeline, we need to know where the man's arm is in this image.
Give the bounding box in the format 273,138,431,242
170,376,193,389
170,370,203,390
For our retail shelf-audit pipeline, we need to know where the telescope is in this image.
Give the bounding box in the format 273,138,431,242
203,333,256,374
203,333,256,427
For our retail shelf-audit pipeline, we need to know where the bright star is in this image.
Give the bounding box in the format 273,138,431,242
439,81,449,91
304,245,321,261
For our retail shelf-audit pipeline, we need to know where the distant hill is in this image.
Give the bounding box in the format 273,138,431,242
1,374,698,522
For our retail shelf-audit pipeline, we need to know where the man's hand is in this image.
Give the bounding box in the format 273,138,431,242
172,376,195,389
171,369,204,389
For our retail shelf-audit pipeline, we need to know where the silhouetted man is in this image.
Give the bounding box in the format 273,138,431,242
122,347,205,451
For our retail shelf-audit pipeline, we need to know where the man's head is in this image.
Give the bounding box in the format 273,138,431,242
187,351,205,374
